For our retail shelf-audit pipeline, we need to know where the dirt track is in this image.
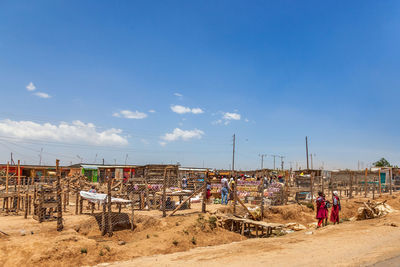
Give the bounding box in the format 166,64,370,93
1,193,400,267
105,211,400,267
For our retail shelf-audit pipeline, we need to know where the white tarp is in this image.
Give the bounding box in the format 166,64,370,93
80,191,132,204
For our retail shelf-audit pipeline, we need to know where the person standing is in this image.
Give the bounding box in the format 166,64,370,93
330,191,341,224
316,191,327,228
181,176,188,189
221,176,229,205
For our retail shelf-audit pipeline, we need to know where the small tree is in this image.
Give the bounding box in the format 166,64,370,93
373,158,391,167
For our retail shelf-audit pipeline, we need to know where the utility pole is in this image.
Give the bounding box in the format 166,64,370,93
232,134,235,174
11,152,15,165
305,136,309,170
279,156,285,170
271,155,278,170
102,158,105,165
259,154,267,169
125,154,128,165
310,154,313,169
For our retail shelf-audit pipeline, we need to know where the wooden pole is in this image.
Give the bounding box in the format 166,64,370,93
130,192,135,230
390,168,393,195
107,171,113,237
364,168,368,198
233,176,237,215
144,170,151,210
202,170,208,213
310,172,314,202
75,191,79,215
378,169,381,197
5,162,9,194
349,171,353,199
168,184,206,217
101,203,106,235
162,168,168,217
17,160,21,212
56,159,63,231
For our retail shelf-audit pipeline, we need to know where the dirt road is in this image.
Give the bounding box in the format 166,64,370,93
105,212,400,267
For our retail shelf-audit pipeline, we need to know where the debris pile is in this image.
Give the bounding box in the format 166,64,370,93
356,200,394,220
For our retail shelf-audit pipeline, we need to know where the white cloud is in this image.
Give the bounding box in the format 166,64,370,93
223,112,241,120
34,92,51,98
113,110,147,119
26,82,36,91
245,118,249,122
159,141,167,147
170,105,204,114
213,112,241,126
174,93,183,97
148,109,156,113
161,128,204,143
0,119,128,146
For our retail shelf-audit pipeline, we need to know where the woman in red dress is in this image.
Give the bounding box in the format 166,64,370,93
316,191,327,228
330,191,340,224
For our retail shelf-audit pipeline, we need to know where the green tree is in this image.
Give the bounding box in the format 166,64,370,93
373,158,391,167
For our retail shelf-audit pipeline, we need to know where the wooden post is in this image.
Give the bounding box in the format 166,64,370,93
349,172,353,199
364,168,368,198
202,170,208,213
39,185,44,223
101,203,106,236
5,162,9,194
162,168,168,217
373,175,376,200
56,159,63,231
107,171,113,237
233,176,237,215
75,191,79,215
24,192,28,219
130,192,135,230
17,160,21,212
310,172,314,202
144,172,151,210
390,168,393,195
79,195,83,214
259,182,265,219
378,169,381,197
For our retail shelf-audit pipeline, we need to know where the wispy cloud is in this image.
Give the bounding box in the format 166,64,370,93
113,110,147,119
161,128,204,144
223,112,241,121
34,92,51,98
26,82,36,91
171,105,204,114
213,112,241,125
174,93,183,98
148,109,156,113
0,119,128,146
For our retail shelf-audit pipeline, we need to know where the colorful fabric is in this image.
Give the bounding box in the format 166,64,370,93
330,195,340,223
316,196,327,219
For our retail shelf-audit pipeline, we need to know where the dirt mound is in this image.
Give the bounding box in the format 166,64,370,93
264,204,315,224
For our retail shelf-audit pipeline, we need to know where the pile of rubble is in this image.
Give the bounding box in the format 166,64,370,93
356,200,394,220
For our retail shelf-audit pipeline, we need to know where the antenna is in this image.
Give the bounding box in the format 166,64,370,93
39,148,43,165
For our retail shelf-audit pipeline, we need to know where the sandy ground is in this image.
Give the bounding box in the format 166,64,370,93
0,193,399,267
105,211,400,267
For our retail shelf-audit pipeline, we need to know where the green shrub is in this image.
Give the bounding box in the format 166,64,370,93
80,248,87,254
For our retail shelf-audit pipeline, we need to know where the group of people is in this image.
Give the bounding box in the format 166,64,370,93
316,191,341,227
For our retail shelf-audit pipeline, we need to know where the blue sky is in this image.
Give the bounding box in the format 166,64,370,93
1,1,400,170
